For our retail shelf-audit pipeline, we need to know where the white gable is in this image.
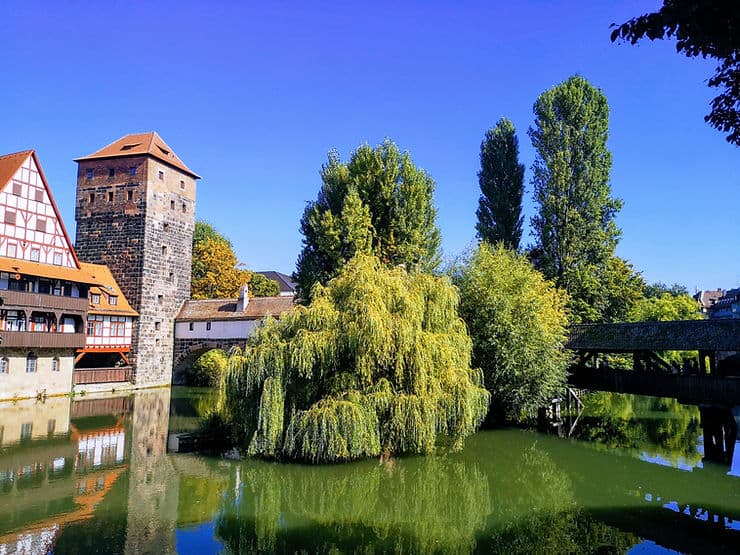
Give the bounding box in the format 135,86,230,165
0,153,77,268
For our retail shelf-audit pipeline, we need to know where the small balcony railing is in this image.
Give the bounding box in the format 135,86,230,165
0,331,87,349
73,366,133,385
0,290,88,314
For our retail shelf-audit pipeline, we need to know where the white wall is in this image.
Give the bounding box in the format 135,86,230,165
174,319,260,340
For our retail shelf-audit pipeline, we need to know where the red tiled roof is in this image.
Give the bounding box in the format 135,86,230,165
80,263,138,317
0,150,33,190
74,132,200,179
176,296,295,322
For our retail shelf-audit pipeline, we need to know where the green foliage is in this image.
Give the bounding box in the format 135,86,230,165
452,243,569,421
191,221,248,299
294,140,442,301
189,349,229,387
476,118,525,251
629,293,702,322
529,75,630,324
223,254,489,463
249,273,280,297
644,281,689,298
611,0,740,145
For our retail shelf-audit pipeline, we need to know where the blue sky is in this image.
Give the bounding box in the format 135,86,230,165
1,1,737,290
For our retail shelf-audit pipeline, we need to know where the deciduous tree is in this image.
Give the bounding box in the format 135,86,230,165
452,243,569,421
476,118,525,251
612,0,740,145
223,254,489,463
294,140,442,300
529,75,625,323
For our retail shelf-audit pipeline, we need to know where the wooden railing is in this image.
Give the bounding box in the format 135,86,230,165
0,289,88,313
73,366,133,385
0,331,86,348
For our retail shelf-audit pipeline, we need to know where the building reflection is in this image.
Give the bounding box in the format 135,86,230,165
0,389,178,554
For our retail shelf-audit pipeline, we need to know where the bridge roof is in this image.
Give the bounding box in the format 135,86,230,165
566,319,740,352
176,296,294,322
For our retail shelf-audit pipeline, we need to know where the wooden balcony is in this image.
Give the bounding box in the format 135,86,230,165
0,289,88,314
73,366,133,385
0,331,87,349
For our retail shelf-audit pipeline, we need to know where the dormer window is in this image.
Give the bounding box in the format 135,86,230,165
91,293,100,304
109,295,118,306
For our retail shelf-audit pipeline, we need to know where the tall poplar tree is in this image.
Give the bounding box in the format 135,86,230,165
529,76,626,323
294,140,441,300
475,118,524,251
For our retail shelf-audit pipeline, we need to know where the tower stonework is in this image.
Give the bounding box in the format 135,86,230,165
74,133,199,387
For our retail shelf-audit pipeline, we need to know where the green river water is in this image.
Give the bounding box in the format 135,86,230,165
0,387,737,554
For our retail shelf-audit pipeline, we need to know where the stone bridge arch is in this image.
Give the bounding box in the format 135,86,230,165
172,338,246,385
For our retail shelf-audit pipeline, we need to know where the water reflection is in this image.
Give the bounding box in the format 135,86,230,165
0,389,736,553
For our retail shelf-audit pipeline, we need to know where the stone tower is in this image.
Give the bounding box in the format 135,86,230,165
74,132,199,387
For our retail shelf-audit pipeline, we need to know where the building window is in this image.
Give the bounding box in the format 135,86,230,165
109,295,118,306
35,189,44,202
26,352,37,373
36,218,46,232
86,169,94,179
130,167,136,176
20,422,32,440
7,244,16,258
168,272,174,282
161,246,167,256
158,170,164,180
51,357,59,372
108,168,115,177
12,182,22,196
53,252,63,265
181,203,186,213
107,191,113,202
30,249,40,262
170,200,175,210
155,338,161,346
127,190,133,201
179,180,185,190
4,211,16,225
157,294,163,304
155,321,161,330
88,192,95,203
188,322,194,331
206,322,212,331
0,358,8,374
163,223,169,232
91,293,100,304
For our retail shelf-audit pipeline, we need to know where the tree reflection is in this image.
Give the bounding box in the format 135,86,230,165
572,393,701,466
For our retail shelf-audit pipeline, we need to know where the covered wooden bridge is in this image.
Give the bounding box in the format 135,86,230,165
565,320,740,405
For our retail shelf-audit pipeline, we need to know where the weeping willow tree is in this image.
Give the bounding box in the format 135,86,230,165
222,254,489,463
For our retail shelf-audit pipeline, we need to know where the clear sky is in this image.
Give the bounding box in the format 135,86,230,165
1,1,737,291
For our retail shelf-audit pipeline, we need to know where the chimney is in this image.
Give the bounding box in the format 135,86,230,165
237,283,249,312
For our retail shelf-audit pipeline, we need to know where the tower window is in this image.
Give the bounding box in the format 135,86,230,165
157,294,163,304
88,193,95,203
86,169,94,179
107,191,113,202
108,168,115,177
181,203,186,213
130,167,137,176
163,223,169,232
161,245,167,256
155,321,161,330
127,190,134,201
170,200,175,210
158,170,164,180
168,272,174,282
179,180,185,190
188,322,194,331
206,322,212,331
